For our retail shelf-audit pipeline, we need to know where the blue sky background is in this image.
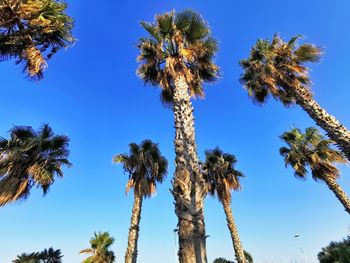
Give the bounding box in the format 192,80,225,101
1,0,350,262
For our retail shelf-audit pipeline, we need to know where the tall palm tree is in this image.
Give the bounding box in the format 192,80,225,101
0,0,74,79
137,9,219,262
203,148,246,263
240,34,350,161
80,231,115,263
0,124,71,206
114,140,168,263
279,127,350,214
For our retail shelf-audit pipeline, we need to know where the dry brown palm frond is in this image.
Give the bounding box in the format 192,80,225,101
149,182,156,196
28,163,52,185
0,176,29,206
18,0,44,20
24,45,47,77
125,179,134,195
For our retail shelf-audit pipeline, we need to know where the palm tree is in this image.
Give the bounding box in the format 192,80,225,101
318,236,350,263
114,140,168,263
212,258,233,263
279,127,350,214
203,148,246,263
0,0,74,79
243,250,253,263
0,124,71,206
38,247,63,263
13,252,40,263
80,231,115,263
137,9,219,262
240,34,350,161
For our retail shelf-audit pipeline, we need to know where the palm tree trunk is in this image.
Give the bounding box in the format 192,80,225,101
292,85,350,160
323,176,350,214
125,193,143,263
222,201,246,263
171,74,208,263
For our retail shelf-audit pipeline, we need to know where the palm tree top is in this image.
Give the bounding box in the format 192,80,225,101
240,34,323,106
0,124,71,206
279,127,348,181
203,147,244,204
80,231,115,263
0,0,75,79
137,9,219,105
114,139,168,198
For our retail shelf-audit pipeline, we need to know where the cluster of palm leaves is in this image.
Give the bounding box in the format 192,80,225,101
13,247,63,263
318,236,350,263
0,0,74,78
2,2,350,263
0,124,71,206
80,232,116,263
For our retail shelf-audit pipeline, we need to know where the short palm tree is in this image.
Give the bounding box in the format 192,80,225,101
13,252,40,263
280,127,350,214
137,9,219,262
114,140,167,263
38,247,63,263
0,0,74,79
318,236,350,263
240,34,350,161
203,148,246,263
0,124,71,206
80,231,115,263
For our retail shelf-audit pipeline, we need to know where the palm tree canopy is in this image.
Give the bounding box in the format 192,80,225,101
0,0,74,79
318,236,350,263
38,247,63,263
80,231,115,263
240,34,322,106
203,147,244,204
0,124,71,206
279,127,347,181
13,252,40,263
137,9,219,105
114,140,168,198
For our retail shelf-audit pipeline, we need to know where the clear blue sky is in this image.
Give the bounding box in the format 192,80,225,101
1,0,350,262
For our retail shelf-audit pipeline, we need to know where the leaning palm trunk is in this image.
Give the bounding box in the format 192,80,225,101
222,201,246,263
292,85,350,161
125,193,143,263
323,176,350,215
171,74,208,263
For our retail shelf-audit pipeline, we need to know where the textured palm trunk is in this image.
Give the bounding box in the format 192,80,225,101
292,85,350,160
125,193,143,263
222,201,246,263
171,74,208,263
323,176,350,215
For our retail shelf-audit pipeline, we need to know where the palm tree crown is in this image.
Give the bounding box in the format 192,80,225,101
114,140,168,197
137,9,219,105
0,0,74,79
203,147,244,204
13,252,40,263
0,124,71,206
279,127,347,181
38,247,63,263
80,231,115,263
240,34,322,106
